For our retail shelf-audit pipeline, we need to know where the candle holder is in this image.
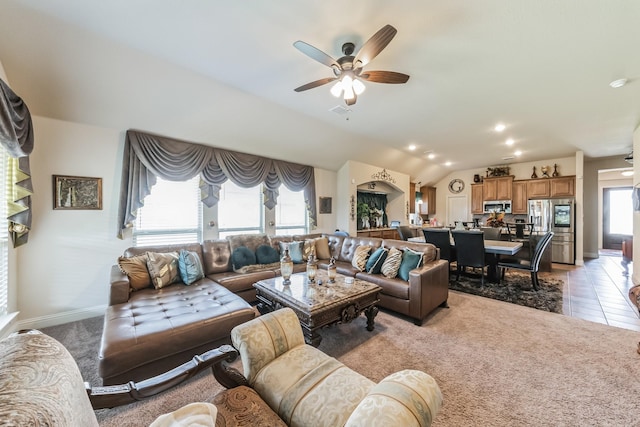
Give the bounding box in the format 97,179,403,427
280,245,293,285
306,253,317,283
327,256,337,283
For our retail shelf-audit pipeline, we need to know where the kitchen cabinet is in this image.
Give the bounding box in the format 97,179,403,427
471,184,484,214
511,181,528,214
419,186,436,215
409,183,416,213
527,179,550,198
550,176,575,197
483,176,513,201
357,228,399,239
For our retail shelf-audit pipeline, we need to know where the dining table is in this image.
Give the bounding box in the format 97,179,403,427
408,236,523,282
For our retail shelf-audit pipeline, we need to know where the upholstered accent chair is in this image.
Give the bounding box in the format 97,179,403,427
230,307,443,427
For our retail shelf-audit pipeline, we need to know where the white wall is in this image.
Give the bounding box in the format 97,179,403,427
14,116,338,329
17,117,129,328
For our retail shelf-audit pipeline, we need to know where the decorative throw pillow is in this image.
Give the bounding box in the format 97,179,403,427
146,252,180,289
366,247,388,274
178,250,204,285
381,247,403,279
314,237,331,260
231,246,257,271
303,239,316,261
279,241,304,264
255,244,280,264
118,254,152,291
351,245,372,271
398,248,424,281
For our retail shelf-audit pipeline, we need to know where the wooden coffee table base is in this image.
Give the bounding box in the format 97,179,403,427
255,288,379,347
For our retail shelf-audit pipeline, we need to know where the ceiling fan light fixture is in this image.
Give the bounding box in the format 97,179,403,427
330,81,343,97
352,78,366,95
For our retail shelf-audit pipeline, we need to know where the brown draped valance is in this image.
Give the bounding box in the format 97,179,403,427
117,130,316,238
0,78,33,247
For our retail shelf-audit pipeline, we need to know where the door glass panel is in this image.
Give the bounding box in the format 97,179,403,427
609,189,632,235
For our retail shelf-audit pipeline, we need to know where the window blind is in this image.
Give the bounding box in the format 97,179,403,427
0,148,8,315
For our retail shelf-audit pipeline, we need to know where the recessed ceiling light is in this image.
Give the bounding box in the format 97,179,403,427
621,170,634,177
408,144,416,151
505,138,514,146
494,123,506,132
445,161,452,167
514,150,522,156
427,153,435,159
609,78,628,88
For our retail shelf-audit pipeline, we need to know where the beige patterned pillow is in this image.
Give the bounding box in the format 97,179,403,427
118,254,151,291
381,247,403,278
351,245,372,271
146,252,180,289
303,239,316,261
314,237,331,259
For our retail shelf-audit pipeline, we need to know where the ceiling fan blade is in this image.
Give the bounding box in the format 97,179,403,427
360,71,410,84
294,77,337,92
293,41,340,69
353,24,397,68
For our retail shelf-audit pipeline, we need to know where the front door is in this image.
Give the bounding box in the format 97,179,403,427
602,187,632,250
447,195,469,228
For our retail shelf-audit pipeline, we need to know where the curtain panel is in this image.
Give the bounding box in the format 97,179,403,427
0,79,33,247
117,130,317,238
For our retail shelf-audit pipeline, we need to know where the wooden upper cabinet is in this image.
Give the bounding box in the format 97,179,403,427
527,179,550,198
483,176,513,201
471,184,484,214
409,182,416,213
511,181,528,214
420,186,436,215
550,176,575,197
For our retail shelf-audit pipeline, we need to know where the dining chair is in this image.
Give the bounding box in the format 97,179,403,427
480,227,502,240
396,225,413,241
498,231,554,290
451,230,489,285
423,228,456,274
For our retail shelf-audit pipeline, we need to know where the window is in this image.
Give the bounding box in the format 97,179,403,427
0,147,8,316
133,176,202,246
217,181,263,238
275,186,308,235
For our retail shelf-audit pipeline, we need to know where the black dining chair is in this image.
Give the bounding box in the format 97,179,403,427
423,228,456,273
451,230,489,285
396,225,413,241
480,227,502,241
498,231,554,291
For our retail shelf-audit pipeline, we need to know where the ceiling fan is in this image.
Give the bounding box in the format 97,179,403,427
293,24,410,106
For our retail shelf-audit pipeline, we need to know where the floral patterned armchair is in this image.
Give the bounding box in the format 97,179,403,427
230,307,442,427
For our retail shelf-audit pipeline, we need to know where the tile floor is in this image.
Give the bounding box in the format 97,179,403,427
556,251,640,332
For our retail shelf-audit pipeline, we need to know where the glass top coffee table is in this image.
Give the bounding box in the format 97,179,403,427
254,270,381,347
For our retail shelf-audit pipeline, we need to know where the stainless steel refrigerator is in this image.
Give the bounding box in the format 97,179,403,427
528,198,575,264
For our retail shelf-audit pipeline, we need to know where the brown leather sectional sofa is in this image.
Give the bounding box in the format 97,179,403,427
99,233,449,385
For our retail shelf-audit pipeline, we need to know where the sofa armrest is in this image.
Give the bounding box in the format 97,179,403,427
408,259,449,322
345,370,442,427
109,265,131,306
230,307,305,385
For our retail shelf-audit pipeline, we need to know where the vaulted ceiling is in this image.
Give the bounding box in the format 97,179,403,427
1,1,639,185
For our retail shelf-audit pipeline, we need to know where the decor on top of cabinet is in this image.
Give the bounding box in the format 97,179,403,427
486,166,510,177
370,207,384,228
552,164,559,177
357,202,370,230
473,174,481,183
531,166,538,179
540,165,550,178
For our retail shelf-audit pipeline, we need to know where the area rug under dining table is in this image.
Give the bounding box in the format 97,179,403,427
448,269,564,313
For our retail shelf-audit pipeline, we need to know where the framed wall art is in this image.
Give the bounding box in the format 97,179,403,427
319,197,332,214
53,175,103,210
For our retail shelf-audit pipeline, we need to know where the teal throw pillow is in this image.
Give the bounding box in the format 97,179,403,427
398,248,424,281
178,249,205,285
256,244,280,264
279,241,304,264
231,246,257,271
366,247,388,274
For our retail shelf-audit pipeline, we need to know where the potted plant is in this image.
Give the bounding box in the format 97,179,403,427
357,202,370,230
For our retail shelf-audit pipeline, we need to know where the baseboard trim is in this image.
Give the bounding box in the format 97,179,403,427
584,252,599,259
0,312,20,340
16,305,107,331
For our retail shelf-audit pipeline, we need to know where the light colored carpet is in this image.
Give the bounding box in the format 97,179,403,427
43,291,640,426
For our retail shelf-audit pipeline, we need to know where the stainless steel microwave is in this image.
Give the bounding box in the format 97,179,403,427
483,200,511,214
